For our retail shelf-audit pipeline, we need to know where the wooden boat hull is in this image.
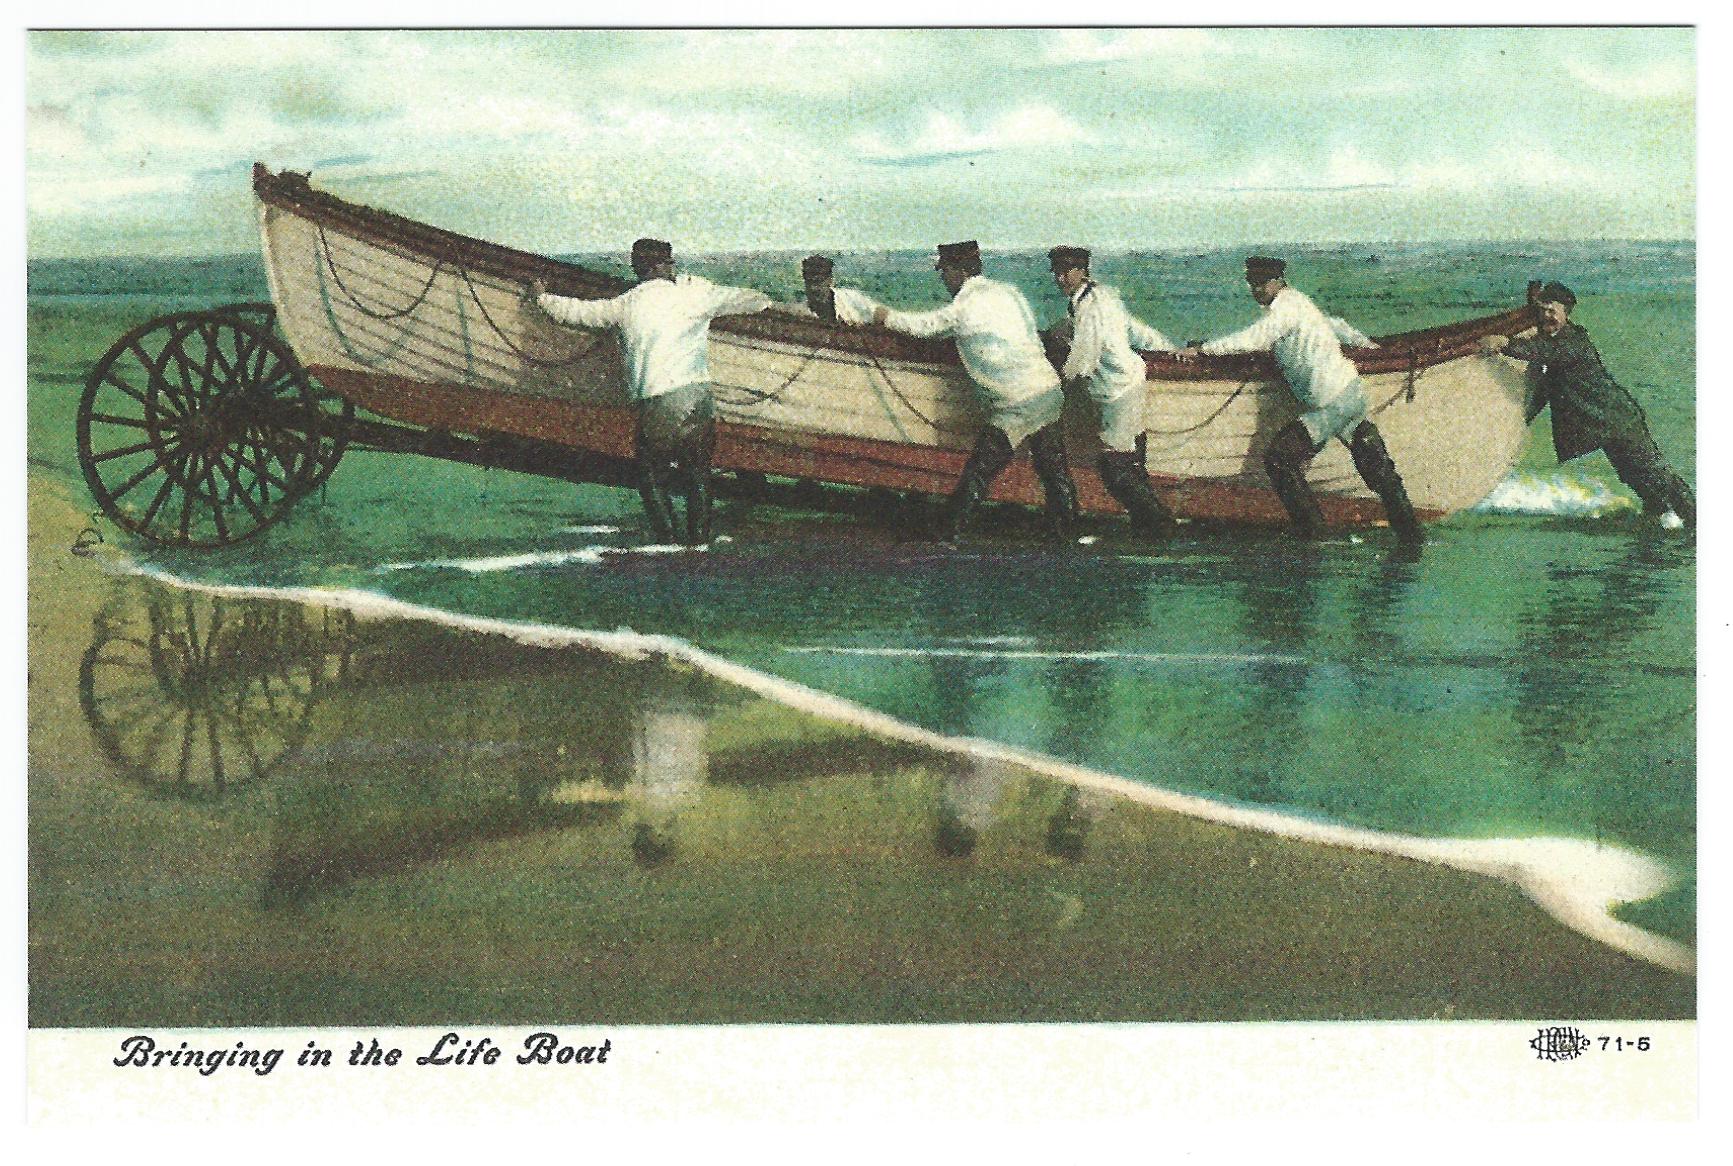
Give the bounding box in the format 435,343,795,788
255,166,1535,527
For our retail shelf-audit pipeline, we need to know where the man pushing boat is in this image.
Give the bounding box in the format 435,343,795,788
1180,257,1422,544
1482,281,1694,529
528,239,772,546
779,254,881,324
871,241,1080,544
1046,245,1181,540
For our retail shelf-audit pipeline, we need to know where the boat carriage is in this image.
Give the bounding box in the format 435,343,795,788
77,164,1537,547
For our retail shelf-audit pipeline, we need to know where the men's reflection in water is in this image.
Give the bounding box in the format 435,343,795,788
1229,544,1321,805
1512,532,1689,842
935,754,1007,859
624,683,710,869
1043,785,1105,863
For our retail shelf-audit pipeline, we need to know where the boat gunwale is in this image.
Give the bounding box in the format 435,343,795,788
253,163,1534,384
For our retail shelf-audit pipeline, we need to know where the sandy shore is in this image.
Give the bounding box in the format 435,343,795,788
27,471,1693,1025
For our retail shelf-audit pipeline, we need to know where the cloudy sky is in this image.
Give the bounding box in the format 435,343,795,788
25,27,1695,258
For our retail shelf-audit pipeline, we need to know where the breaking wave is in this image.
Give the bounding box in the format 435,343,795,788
1472,471,1637,518
782,645,1306,666
377,543,692,574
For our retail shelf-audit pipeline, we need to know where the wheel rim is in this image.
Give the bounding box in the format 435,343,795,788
79,311,342,547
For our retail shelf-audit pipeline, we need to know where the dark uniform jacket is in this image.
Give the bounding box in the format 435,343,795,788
1504,323,1650,463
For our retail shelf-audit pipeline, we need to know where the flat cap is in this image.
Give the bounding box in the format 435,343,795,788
801,254,834,280
1048,245,1091,270
1245,255,1286,283
936,240,981,266
1536,281,1577,309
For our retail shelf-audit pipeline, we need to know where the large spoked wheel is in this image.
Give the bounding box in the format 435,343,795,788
77,308,354,548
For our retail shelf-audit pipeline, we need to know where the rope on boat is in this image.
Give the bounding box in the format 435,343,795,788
458,268,608,368
1374,342,1435,416
712,343,824,406
1144,379,1254,436
316,223,443,320
315,245,419,370
864,349,945,432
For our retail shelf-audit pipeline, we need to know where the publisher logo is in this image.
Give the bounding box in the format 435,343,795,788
1529,1026,1591,1063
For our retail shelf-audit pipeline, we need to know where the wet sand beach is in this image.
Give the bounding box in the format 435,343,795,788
26,474,1692,1025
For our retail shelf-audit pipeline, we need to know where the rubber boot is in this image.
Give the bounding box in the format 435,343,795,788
1101,435,1178,539
684,471,713,546
1043,473,1080,544
1263,423,1326,537
637,464,678,542
1670,479,1696,530
940,428,1015,545
1029,423,1080,544
942,470,991,546
1349,422,1422,544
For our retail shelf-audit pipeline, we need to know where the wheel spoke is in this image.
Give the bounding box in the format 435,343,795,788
138,472,178,529
241,427,298,492
199,460,230,542
87,411,154,430
178,453,202,538
175,706,196,787
166,334,198,401
197,320,222,387
89,437,161,464
231,438,279,505
103,365,156,411
214,453,270,525
104,444,182,502
256,420,309,481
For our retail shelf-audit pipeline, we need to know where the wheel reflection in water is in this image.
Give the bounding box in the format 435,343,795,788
79,591,352,801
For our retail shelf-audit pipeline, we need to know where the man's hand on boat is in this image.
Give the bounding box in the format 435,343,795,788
1174,342,1204,363
1478,334,1510,357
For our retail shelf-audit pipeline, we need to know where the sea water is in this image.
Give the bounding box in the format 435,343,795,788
26,241,1696,943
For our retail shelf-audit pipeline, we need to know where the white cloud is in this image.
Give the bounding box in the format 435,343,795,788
856,105,1092,165
1045,29,1231,65
1564,58,1693,100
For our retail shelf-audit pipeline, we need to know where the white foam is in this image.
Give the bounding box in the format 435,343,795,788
555,524,623,536
782,645,1307,666
107,556,1695,977
377,542,690,574
1474,470,1637,518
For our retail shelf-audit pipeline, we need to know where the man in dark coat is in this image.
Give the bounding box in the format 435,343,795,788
1485,281,1694,527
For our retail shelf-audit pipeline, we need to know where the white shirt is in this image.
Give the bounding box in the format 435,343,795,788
538,273,771,401
1199,287,1370,410
880,275,1061,407
770,286,881,325
1062,282,1175,403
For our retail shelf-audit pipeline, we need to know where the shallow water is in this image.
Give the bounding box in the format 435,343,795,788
27,242,1697,943
29,571,1694,1024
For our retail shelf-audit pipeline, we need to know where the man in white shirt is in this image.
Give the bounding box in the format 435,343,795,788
529,238,771,545
870,240,1079,543
1048,245,1179,539
1181,257,1419,543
